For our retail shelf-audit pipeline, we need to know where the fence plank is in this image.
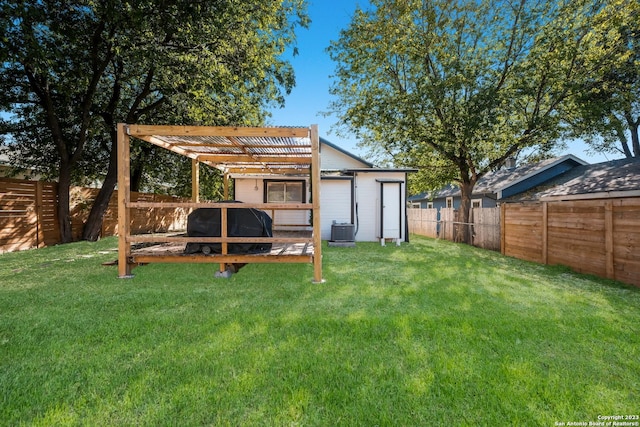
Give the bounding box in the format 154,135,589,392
503,197,640,288
408,206,501,250
1,177,190,253
0,178,38,252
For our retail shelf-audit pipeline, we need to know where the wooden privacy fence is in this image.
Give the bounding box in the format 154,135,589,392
71,187,190,238
1,178,190,253
408,207,501,251
501,198,640,288
0,179,59,252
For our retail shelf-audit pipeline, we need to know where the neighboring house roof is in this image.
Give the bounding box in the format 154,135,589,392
507,157,640,201
409,154,588,202
344,168,419,173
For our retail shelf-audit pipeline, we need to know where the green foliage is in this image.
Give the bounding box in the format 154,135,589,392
137,150,228,200
0,0,308,179
567,0,640,158
1,237,638,425
0,0,309,240
328,0,608,228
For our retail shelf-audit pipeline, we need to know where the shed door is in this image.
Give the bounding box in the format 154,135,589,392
380,182,402,239
320,179,353,240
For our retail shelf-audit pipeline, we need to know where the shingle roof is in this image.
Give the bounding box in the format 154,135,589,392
522,157,640,200
409,154,587,201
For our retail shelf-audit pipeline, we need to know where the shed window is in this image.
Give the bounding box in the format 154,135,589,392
266,180,305,203
472,199,482,208
446,197,454,208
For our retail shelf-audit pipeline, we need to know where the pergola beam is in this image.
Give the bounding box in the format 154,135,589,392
196,154,311,164
226,168,310,175
310,124,323,284
127,124,310,138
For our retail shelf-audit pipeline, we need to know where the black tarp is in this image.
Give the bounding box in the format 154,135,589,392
184,203,273,254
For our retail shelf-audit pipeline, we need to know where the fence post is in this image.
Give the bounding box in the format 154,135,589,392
500,204,506,254
542,202,548,265
35,181,45,248
604,200,614,280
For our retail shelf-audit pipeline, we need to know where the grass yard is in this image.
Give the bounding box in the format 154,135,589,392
1,235,638,426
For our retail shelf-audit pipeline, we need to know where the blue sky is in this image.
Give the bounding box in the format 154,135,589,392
268,0,621,165
267,1,362,152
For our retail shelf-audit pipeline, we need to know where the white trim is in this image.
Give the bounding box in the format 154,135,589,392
426,202,434,209
446,197,454,208
471,198,482,208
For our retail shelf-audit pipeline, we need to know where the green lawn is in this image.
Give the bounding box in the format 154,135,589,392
1,236,638,426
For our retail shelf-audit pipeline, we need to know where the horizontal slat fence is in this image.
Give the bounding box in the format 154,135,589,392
408,207,500,251
502,198,640,288
1,178,189,253
70,188,190,238
0,179,60,252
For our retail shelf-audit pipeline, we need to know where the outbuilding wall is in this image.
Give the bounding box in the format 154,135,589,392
353,171,408,242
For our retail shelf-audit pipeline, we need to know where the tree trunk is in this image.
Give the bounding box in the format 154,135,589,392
82,135,119,241
629,120,639,158
57,166,73,243
130,144,152,192
456,180,475,245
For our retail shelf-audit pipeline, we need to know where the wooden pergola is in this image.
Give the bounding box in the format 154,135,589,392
117,124,323,283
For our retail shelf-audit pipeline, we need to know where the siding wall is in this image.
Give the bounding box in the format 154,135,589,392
234,177,310,229
320,178,353,240
319,144,368,170
354,172,408,242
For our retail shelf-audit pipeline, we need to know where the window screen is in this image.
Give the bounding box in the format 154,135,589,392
266,181,304,203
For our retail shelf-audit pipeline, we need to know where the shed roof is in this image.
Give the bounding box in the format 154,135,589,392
126,124,314,175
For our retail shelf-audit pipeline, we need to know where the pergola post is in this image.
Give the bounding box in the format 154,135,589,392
117,123,133,278
310,124,323,283
223,172,229,200
192,158,200,202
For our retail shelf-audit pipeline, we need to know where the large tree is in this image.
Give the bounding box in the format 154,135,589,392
567,0,640,158
0,0,308,242
328,0,605,242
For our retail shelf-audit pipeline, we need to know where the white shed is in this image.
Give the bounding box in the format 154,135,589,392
233,137,415,244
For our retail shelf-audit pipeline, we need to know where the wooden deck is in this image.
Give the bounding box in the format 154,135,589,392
128,231,314,266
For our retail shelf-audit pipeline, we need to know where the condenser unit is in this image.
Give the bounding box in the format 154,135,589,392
330,223,355,242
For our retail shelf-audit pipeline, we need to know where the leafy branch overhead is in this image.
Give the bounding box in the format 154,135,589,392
328,0,636,241
0,0,309,242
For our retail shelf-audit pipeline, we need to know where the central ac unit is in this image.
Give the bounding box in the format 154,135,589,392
331,223,355,241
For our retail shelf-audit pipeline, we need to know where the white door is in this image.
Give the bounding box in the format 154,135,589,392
381,182,401,240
